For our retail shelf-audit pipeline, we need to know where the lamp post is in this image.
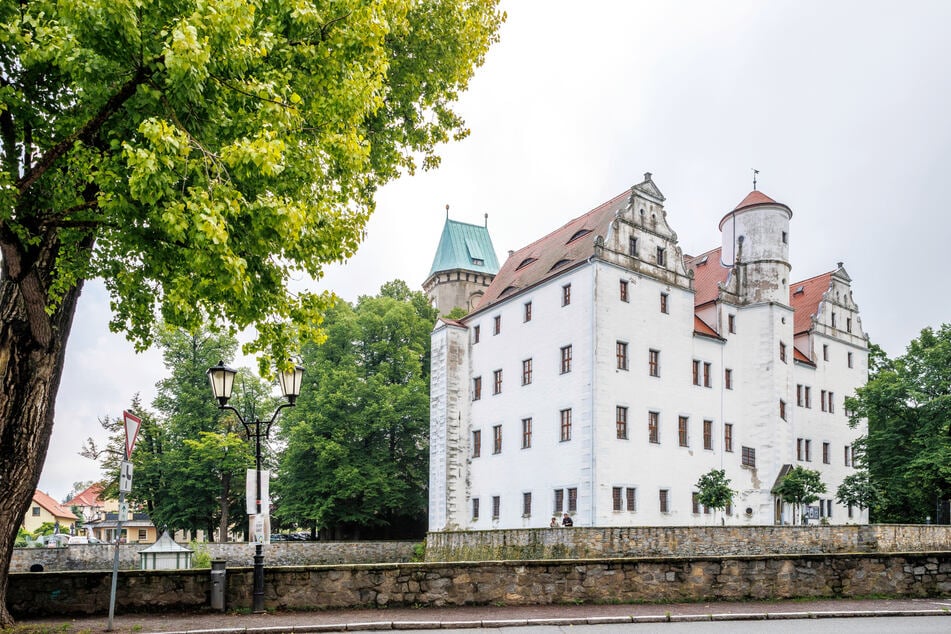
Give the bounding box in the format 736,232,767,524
206,360,304,614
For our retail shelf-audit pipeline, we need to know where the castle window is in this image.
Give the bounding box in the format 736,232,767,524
724,368,733,390
567,229,591,243
619,280,629,302
493,315,501,335
831,312,837,328
805,386,812,408
797,384,803,407
493,424,502,454
823,344,829,361
797,438,803,461
659,489,670,513
522,418,532,449
741,446,756,467
780,399,787,421
656,246,666,267
627,488,637,512
472,430,481,458
844,445,852,467
649,349,660,377
562,284,571,306
704,362,712,387
703,420,713,450
692,360,700,386
522,492,532,517
472,498,479,520
616,406,628,439
847,317,852,333
617,341,629,370
493,369,502,394
678,416,689,447
567,488,578,513
823,442,830,464
782,231,788,244
848,351,853,368
472,377,482,400
648,411,660,444
629,236,638,257
728,314,736,333
613,487,623,512
724,424,733,452
524,301,532,322
560,409,572,442
553,489,564,513
522,358,533,385
780,342,787,363
692,492,701,514
828,392,835,414
492,496,500,520
560,345,572,374
473,325,480,343
660,292,669,314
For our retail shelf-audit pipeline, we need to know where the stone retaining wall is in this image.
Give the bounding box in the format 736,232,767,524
11,540,416,572
8,552,951,617
424,525,951,561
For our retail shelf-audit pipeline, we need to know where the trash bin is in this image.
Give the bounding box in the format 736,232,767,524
210,559,227,611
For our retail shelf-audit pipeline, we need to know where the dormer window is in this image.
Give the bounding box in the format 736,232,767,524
567,229,591,244
550,259,571,272
472,258,484,266
516,257,537,271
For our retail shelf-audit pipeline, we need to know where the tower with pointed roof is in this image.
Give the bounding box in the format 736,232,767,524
428,173,868,532
423,216,500,316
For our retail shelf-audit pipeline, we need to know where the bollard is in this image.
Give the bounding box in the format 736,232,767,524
210,559,227,611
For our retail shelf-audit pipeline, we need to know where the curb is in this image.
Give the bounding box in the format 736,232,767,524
141,609,951,634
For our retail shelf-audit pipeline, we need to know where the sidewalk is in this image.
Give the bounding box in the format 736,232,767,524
11,597,951,634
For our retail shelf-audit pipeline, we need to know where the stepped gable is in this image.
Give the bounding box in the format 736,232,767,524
475,189,629,311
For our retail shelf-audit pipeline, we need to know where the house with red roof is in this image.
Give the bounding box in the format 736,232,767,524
428,173,868,529
22,490,78,534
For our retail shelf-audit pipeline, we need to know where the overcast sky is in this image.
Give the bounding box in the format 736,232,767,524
39,0,951,501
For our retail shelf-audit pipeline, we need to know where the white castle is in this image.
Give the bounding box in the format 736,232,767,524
426,173,868,529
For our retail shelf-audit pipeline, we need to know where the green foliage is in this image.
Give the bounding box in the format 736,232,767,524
188,540,211,569
0,0,503,365
835,470,884,513
846,325,951,522
274,280,437,538
695,469,735,512
774,466,826,524
445,306,468,320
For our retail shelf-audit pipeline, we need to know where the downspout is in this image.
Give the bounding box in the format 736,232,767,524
589,256,598,526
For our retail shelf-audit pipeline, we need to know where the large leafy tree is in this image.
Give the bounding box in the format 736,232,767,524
846,327,951,522
275,280,436,539
0,2,502,622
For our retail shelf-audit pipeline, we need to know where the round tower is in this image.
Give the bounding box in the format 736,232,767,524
719,190,793,305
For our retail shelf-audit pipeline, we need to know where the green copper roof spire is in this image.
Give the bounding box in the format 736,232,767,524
428,216,500,277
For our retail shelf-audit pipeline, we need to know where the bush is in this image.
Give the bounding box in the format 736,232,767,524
189,540,211,568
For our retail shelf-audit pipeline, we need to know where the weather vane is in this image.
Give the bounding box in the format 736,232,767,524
752,168,759,191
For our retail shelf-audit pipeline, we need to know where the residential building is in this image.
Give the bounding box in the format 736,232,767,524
22,490,78,534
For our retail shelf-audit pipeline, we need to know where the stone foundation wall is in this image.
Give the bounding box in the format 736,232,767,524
424,525,951,561
8,552,951,618
11,540,416,572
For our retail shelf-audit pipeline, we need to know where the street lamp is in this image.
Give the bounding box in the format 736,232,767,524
206,360,304,614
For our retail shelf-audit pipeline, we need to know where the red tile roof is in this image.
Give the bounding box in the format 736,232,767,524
685,247,731,307
70,483,105,507
793,346,815,365
474,189,630,311
32,490,78,521
719,190,791,230
694,315,722,339
789,271,833,335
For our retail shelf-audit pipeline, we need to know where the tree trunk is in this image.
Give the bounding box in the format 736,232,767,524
0,273,84,626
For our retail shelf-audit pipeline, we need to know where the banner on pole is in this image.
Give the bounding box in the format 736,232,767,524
123,410,142,458
245,469,270,515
